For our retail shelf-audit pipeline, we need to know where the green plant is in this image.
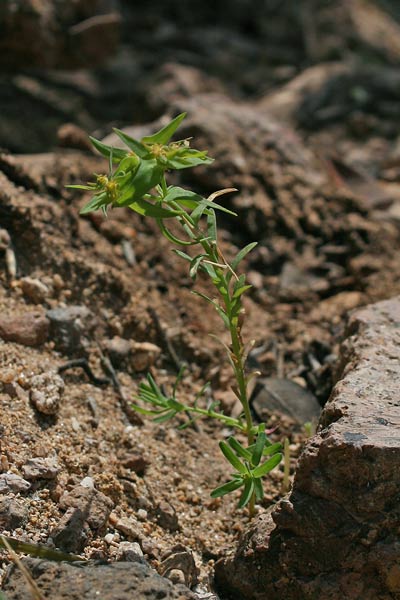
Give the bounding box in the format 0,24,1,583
69,113,282,514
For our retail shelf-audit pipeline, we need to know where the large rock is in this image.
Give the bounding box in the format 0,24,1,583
2,558,195,600
215,297,400,600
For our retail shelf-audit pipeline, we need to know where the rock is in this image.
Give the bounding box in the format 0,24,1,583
131,342,161,372
59,484,114,534
29,371,65,415
155,501,180,532
121,453,149,475
50,507,88,553
251,377,321,424
0,473,31,494
22,458,59,480
0,311,49,347
2,558,195,599
0,497,28,529
46,305,94,355
160,544,198,588
215,297,400,600
20,277,50,304
116,541,144,563
114,517,141,541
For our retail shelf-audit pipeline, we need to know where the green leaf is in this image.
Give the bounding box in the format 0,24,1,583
0,534,84,562
251,431,266,467
142,112,187,145
207,210,217,242
80,192,108,214
165,150,214,170
129,198,180,219
231,242,258,272
210,478,244,498
189,254,207,279
157,219,196,246
251,453,283,478
263,442,282,456
66,184,96,191
173,249,192,263
228,437,252,462
89,136,127,161
254,477,264,501
153,410,176,423
113,129,149,158
238,479,255,508
219,441,247,474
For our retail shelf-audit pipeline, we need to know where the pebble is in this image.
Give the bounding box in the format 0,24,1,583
251,377,321,424
114,517,141,541
115,541,144,562
0,311,49,347
156,501,180,532
0,496,28,529
20,277,50,304
46,305,93,354
137,509,147,521
22,458,59,480
29,371,65,415
0,473,31,493
80,477,95,489
50,507,88,553
60,484,114,533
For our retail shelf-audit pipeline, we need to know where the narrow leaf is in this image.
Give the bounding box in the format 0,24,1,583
263,442,282,456
251,431,266,467
228,437,252,462
142,113,186,145
219,441,247,474
238,479,255,508
210,478,243,498
89,136,127,161
129,198,180,219
231,242,258,272
254,478,264,501
113,129,149,158
251,453,283,478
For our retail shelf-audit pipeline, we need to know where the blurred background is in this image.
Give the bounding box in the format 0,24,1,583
2,0,400,155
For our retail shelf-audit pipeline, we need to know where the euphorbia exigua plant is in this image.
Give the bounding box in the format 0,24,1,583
69,113,282,515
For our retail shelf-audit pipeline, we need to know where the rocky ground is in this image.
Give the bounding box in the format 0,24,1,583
1,1,400,599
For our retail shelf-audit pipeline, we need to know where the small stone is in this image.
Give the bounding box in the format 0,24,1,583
167,569,186,585
46,305,93,354
29,371,65,415
137,509,147,521
60,484,114,533
50,507,87,553
0,497,28,529
0,311,49,347
156,501,179,532
115,541,144,562
121,453,149,475
160,545,198,587
131,341,161,372
104,533,116,545
80,477,94,489
22,458,59,480
0,473,31,494
251,377,321,424
114,517,141,541
20,277,50,304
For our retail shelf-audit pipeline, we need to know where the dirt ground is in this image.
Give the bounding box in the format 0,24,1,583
1,1,400,598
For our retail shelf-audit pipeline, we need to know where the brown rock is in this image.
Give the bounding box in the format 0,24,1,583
22,458,59,481
215,297,400,600
50,507,88,553
0,497,28,530
0,311,49,347
60,484,114,533
2,559,196,599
